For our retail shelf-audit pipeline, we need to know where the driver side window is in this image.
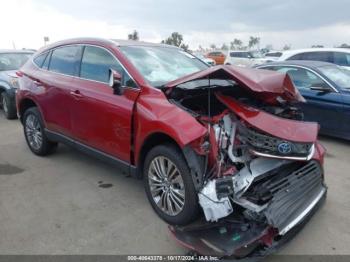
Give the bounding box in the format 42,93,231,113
80,46,137,88
275,67,329,90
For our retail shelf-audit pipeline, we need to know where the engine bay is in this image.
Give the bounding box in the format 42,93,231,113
164,76,325,237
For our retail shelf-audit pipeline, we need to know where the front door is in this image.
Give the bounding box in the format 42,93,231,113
70,45,140,162
276,66,344,133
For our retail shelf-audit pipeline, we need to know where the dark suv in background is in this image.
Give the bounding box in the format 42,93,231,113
0,50,33,119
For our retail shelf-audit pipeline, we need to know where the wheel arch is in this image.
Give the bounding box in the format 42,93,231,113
18,98,39,123
136,132,182,179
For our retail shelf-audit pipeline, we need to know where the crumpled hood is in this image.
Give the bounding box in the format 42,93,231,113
165,65,305,104
216,93,319,143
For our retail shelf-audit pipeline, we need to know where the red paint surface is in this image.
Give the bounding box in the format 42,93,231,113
166,65,305,104
216,93,319,143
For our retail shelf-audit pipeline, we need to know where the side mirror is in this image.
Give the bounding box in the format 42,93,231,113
109,69,123,95
310,86,332,92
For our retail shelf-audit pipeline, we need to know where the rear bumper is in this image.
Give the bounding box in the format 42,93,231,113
169,185,327,259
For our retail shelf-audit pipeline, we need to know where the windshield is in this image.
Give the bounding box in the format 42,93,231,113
318,65,350,89
120,46,208,87
0,53,32,71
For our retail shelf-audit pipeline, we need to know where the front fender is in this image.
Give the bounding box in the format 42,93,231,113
134,90,207,164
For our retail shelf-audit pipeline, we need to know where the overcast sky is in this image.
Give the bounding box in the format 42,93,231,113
1,0,350,50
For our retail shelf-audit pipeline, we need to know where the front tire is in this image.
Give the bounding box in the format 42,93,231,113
143,144,199,225
23,107,57,156
1,92,17,119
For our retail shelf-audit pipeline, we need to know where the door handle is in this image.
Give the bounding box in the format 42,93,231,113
70,90,83,98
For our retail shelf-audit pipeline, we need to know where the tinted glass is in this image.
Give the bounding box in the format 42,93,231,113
120,46,207,87
42,52,51,70
33,53,48,67
275,67,329,89
265,52,282,57
303,52,332,62
288,53,303,60
230,52,242,57
49,46,80,76
80,46,136,87
333,52,350,66
318,65,350,89
0,53,32,71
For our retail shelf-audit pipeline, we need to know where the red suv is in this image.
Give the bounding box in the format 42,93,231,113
17,38,327,253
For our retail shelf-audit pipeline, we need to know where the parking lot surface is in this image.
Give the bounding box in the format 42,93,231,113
1,113,350,257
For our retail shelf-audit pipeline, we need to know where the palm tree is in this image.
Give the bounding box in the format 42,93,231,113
128,30,139,41
248,36,260,50
230,38,243,50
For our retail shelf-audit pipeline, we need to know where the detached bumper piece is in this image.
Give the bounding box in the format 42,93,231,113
169,192,326,259
169,160,327,259
263,161,326,235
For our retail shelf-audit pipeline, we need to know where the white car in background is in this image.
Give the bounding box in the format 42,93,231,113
224,50,266,67
278,48,350,70
263,51,283,62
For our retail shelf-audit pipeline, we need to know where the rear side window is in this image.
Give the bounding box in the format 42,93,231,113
288,52,332,62
288,53,303,60
230,52,241,57
209,52,223,56
42,51,51,70
49,46,80,76
80,46,136,87
266,52,282,57
33,52,48,67
303,52,332,62
333,52,350,66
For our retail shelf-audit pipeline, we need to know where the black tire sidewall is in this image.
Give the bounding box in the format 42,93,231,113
1,92,17,119
143,144,199,225
23,107,56,156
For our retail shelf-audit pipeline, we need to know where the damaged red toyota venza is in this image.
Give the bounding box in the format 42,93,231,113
16,38,327,258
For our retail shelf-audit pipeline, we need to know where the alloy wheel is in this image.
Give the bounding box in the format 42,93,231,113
25,114,43,151
148,156,186,216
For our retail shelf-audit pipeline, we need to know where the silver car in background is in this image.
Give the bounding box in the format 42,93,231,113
0,50,33,119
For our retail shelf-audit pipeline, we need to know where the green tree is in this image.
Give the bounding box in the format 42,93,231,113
128,30,139,41
230,38,243,50
283,44,291,50
210,44,217,50
338,43,350,48
221,43,229,50
248,36,260,50
161,32,189,51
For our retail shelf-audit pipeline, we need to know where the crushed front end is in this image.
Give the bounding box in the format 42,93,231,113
164,66,327,258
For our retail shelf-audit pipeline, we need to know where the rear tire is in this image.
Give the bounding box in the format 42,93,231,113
1,92,17,119
23,107,57,156
143,144,199,225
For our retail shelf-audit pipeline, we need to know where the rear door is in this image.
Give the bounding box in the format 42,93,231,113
70,45,140,162
32,45,82,137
